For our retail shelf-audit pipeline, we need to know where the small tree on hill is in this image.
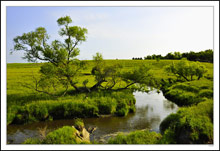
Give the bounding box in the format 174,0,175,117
90,53,122,90
165,58,207,81
90,53,157,92
119,65,158,92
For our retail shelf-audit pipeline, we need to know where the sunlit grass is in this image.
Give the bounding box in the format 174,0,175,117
7,60,214,144
7,60,213,125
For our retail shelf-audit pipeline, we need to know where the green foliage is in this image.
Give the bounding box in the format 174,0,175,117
13,27,49,62
115,100,129,116
57,16,72,26
42,126,79,144
160,113,181,134
7,60,213,124
198,89,213,99
165,89,199,106
160,99,213,144
91,53,122,90
129,105,136,113
160,70,213,144
23,125,90,144
156,57,160,62
93,52,103,62
7,59,213,144
42,126,78,144
12,16,88,95
163,79,213,106
108,130,162,144
42,126,89,144
165,58,208,81
74,118,84,131
170,82,199,92
10,89,136,124
12,99,99,124
120,64,158,91
23,138,42,144
144,49,213,63
97,98,117,114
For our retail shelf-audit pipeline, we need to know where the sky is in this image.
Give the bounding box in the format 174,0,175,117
6,6,213,63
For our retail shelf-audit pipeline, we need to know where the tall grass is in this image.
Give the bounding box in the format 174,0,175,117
160,98,213,144
10,90,136,124
23,126,90,144
7,60,214,144
108,130,162,144
163,78,213,106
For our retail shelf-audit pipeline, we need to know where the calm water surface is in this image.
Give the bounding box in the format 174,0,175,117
7,90,178,144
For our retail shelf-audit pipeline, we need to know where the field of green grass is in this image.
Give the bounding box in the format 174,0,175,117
7,60,214,144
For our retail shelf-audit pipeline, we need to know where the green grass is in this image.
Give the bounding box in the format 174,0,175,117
108,129,162,144
160,98,213,144
23,126,90,144
10,89,136,124
7,60,214,144
163,78,213,106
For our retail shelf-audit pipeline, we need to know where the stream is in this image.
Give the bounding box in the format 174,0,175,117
7,90,178,144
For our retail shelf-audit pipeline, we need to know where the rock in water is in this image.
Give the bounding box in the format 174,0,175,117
81,128,90,142
72,126,90,142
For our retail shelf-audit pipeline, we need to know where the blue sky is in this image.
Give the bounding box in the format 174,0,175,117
6,6,213,63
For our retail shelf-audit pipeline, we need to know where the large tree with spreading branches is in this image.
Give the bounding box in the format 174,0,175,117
12,16,156,96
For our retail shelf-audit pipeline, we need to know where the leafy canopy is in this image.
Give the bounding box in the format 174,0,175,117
165,58,207,81
13,16,88,95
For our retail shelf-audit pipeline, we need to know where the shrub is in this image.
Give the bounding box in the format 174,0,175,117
12,100,99,124
129,105,136,113
7,105,19,125
108,130,162,144
23,138,42,144
163,80,212,106
11,90,136,124
97,98,117,114
159,113,180,134
24,124,90,144
42,126,89,144
160,99,213,144
170,83,199,93
74,118,84,131
165,58,208,81
116,108,129,116
165,89,199,106
115,100,129,116
198,89,213,99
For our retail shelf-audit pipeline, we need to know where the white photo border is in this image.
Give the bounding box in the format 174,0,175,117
1,1,219,150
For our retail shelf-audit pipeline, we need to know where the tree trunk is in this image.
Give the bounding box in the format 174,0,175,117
67,76,80,91
191,75,193,81
118,82,135,90
90,79,106,91
182,75,189,81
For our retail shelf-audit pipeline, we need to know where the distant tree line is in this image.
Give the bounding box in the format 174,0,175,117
132,49,213,63
132,57,143,60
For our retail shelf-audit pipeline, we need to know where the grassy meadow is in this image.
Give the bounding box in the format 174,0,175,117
7,59,214,144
